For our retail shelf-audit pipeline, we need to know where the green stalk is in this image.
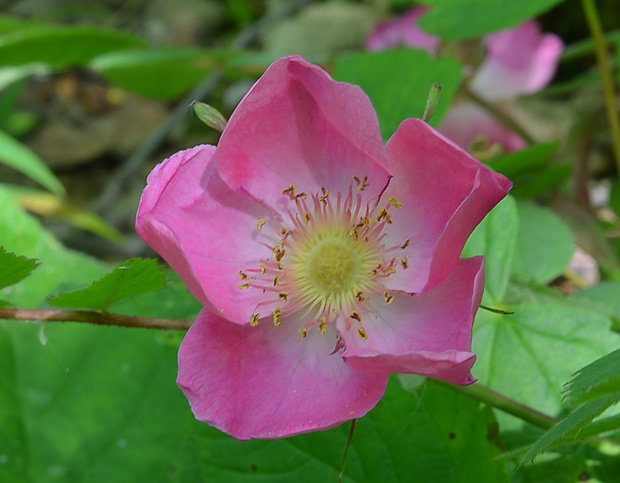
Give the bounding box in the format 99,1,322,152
431,379,557,429
463,86,537,146
582,0,620,178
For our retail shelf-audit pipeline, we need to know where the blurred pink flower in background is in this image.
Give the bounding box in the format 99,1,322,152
367,7,564,154
136,56,511,440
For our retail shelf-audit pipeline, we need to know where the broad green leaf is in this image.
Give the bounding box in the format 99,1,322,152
572,281,620,322
333,49,462,139
512,200,574,284
522,394,620,463
91,48,214,100
510,164,571,198
0,25,145,69
418,0,566,40
563,350,620,406
0,188,104,307
184,380,508,482
0,325,30,483
0,246,39,289
489,142,558,180
462,195,518,305
473,305,620,431
48,259,166,312
0,130,64,195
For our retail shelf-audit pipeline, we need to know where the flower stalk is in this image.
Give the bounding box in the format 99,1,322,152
581,0,620,178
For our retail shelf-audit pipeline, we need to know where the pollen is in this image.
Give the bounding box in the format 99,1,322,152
241,181,411,340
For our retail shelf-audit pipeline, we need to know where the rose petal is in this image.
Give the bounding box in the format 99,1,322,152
366,7,440,54
439,101,526,153
178,309,389,440
381,119,511,294
136,145,277,324
340,257,485,385
215,55,391,214
470,21,564,101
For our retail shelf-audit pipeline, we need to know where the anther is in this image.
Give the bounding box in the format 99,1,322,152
399,255,409,270
355,291,365,302
300,327,308,339
273,307,282,327
239,270,250,280
279,292,288,302
357,328,369,340
383,292,394,304
353,175,369,191
239,282,251,290
319,317,327,334
388,196,403,208
250,314,260,326
257,218,266,230
282,184,297,200
273,276,280,286
401,239,411,249
350,311,361,322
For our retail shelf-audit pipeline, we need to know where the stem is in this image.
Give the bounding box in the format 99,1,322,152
462,86,537,146
0,308,192,331
582,0,620,178
431,379,557,429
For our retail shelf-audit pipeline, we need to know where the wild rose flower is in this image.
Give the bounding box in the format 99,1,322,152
367,8,564,153
136,56,511,440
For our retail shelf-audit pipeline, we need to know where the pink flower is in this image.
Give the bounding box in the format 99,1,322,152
366,8,564,153
366,7,439,54
136,56,511,440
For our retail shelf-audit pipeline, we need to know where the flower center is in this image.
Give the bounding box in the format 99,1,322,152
239,178,410,340
306,239,358,294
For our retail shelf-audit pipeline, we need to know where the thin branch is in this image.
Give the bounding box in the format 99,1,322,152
0,308,192,331
462,85,537,146
581,0,620,178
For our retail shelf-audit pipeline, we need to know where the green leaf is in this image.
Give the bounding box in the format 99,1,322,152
462,195,518,305
512,200,575,284
0,25,145,69
418,0,566,40
572,281,620,322
0,188,104,308
91,48,214,100
185,379,508,482
563,350,620,406
510,164,571,198
489,142,558,180
0,246,39,290
0,130,65,195
333,49,462,139
48,259,166,312
0,325,30,483
522,394,620,464
473,305,620,431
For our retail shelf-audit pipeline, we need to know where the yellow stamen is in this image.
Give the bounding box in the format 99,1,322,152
250,314,260,326
357,328,368,340
383,292,394,304
388,196,402,208
273,307,282,327
257,218,266,231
